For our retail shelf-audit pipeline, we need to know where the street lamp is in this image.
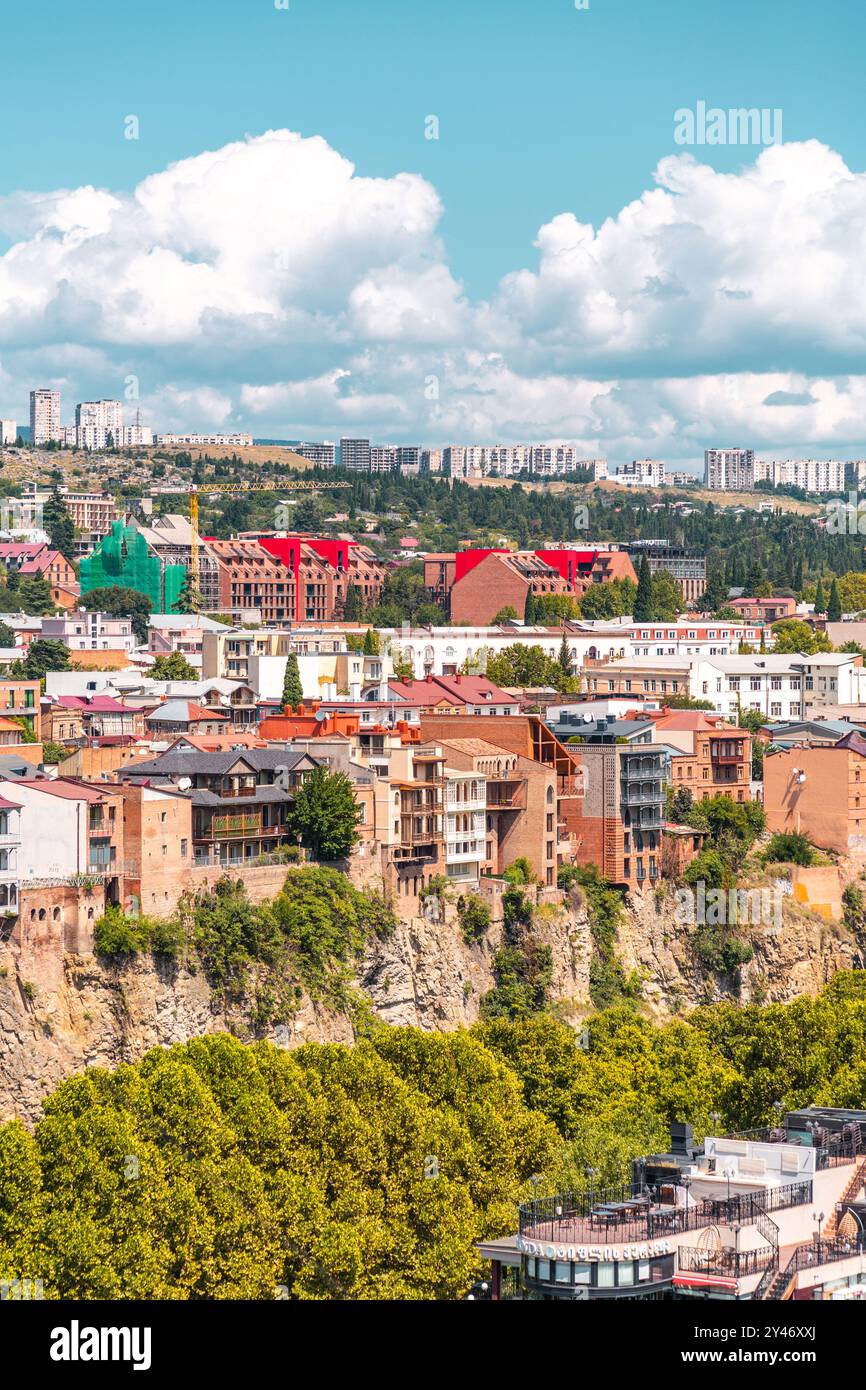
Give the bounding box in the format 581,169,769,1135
585,1165,598,1208
710,1110,721,1137
530,1172,542,1229
772,1100,784,1129
812,1210,825,1244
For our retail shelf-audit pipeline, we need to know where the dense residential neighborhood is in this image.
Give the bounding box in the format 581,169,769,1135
3,0,866,1346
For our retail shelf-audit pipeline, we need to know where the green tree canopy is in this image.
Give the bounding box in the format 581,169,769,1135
290,766,362,861
81,585,152,644
148,651,198,682
281,653,303,708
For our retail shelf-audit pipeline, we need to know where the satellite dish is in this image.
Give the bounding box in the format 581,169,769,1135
177,776,192,791
315,708,328,722
583,713,594,724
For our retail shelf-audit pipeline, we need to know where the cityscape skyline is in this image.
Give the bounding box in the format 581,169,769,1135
1,3,866,461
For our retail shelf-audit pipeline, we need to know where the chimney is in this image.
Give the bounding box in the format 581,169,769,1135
454,673,461,684
297,703,306,716
669,1121,694,1157
311,700,321,713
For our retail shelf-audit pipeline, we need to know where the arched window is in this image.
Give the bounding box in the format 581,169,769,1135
546,786,554,804
38,908,46,921
52,906,61,921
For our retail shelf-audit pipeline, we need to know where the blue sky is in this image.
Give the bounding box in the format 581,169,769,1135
1,0,865,460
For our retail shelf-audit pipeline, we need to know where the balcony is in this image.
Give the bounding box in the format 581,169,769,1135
619,761,667,783
445,840,485,862
677,1245,775,1280
621,786,662,804
487,781,526,810
518,1180,813,1251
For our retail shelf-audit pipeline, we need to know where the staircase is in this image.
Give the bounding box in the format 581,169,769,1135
821,1154,866,1240
759,1256,796,1301
752,1208,780,1300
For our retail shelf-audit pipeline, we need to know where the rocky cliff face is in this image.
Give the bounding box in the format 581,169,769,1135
1,887,861,1124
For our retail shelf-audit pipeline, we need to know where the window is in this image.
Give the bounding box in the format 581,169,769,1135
597,1264,615,1288
618,1262,635,1286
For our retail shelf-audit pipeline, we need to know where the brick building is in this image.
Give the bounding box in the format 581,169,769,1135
646,710,753,804
424,547,637,624
763,733,866,855
729,595,797,624
207,537,386,624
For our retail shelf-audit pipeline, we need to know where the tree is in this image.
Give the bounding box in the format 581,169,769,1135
578,578,636,620
557,634,574,679
770,619,833,654
764,832,815,866
390,647,415,679
41,741,70,765
173,571,203,614
82,585,152,643
0,1026,556,1300
837,572,866,613
650,570,684,620
343,584,363,621
149,652,198,681
486,643,578,694
745,558,764,595
737,708,765,733
664,694,715,710
827,578,842,623
634,555,653,621
523,590,537,624
15,576,55,615
814,577,826,615
281,653,303,708
491,606,519,624
290,766,362,861
0,621,16,647
531,593,580,623
362,628,380,655
14,638,70,680
43,488,75,558
701,565,728,613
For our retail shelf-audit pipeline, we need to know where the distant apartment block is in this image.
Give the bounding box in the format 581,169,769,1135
442,443,605,480
756,458,846,494
156,433,253,447
627,541,706,606
615,458,666,486
75,399,123,451
395,446,420,474
704,447,755,491
21,485,118,540
370,446,397,473
340,438,371,472
29,389,62,446
705,447,845,494
293,442,337,467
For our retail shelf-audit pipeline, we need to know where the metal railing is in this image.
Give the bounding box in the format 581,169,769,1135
678,1246,775,1279
520,1181,813,1248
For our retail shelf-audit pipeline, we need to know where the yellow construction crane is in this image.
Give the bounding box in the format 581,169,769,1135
161,479,352,590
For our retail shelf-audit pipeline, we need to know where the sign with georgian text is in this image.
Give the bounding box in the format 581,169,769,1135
518,1236,673,1262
